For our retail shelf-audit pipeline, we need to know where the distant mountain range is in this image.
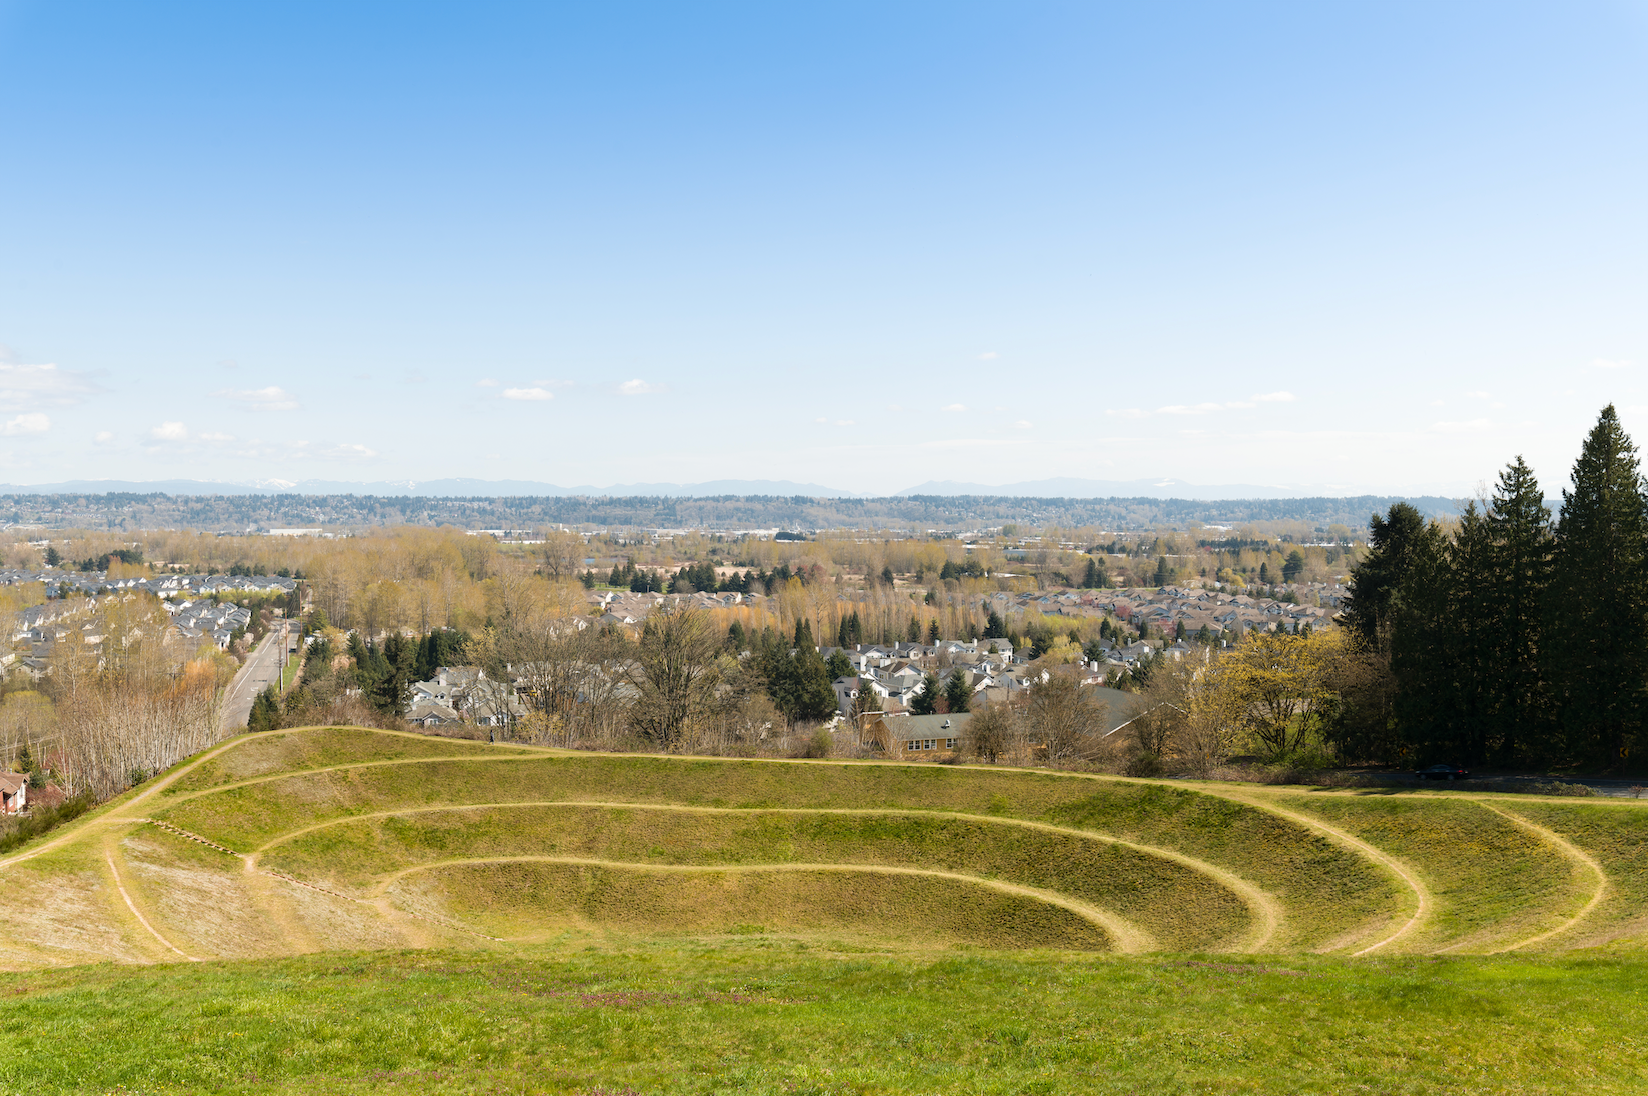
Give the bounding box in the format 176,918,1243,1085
892,477,1345,501
0,475,1453,502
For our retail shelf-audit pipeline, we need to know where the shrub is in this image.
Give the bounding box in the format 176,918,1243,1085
0,791,97,855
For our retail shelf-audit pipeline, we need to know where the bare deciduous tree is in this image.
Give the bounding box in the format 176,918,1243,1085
628,605,722,751
961,701,1020,764
1025,667,1101,762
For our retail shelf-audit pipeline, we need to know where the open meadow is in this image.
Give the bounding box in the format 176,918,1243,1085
1,726,1645,1093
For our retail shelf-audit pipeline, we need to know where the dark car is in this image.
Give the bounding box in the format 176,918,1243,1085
1415,763,1471,781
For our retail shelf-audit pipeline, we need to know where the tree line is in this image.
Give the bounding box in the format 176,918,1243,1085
1339,405,1647,770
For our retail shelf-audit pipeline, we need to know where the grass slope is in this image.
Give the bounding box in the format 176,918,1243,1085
155,750,1393,951
258,804,1252,951
402,861,1115,949
4,725,1646,969
1273,793,1584,953
1,943,1644,1095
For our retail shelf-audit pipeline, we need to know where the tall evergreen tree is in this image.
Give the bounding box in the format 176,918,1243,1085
1343,502,1431,651
1482,456,1554,764
943,669,973,714
1545,406,1648,767
1383,514,1453,760
911,673,940,715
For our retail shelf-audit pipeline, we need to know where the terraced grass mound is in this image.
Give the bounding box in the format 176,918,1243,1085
163,726,531,795
1264,792,1585,953
1,724,1644,969
151,748,1395,951
256,804,1250,950
395,860,1116,949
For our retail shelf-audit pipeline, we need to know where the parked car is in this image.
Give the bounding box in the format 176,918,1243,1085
1415,763,1471,781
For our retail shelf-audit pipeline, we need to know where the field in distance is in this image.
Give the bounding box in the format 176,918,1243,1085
1,725,1646,1092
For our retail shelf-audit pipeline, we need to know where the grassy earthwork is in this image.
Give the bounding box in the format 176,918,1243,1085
0,725,1644,1093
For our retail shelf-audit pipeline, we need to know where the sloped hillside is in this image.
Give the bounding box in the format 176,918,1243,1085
1,725,1643,968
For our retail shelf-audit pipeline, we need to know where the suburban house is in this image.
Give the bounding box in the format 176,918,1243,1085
0,771,27,816
858,712,972,757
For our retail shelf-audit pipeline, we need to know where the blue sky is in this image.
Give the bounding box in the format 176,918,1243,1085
2,1,1646,496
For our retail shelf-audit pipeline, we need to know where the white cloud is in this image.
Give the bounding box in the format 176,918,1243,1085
321,442,378,460
1592,358,1633,370
1157,402,1225,415
1012,420,1033,429
214,385,299,411
1251,391,1296,403
1464,390,1492,400
475,378,500,387
942,403,967,412
0,412,49,435
502,387,554,401
1431,419,1493,433
0,362,93,409
94,430,114,443
977,351,999,360
816,417,828,423
619,379,659,396
1105,408,1149,419
151,421,188,440
199,431,235,442
835,419,855,427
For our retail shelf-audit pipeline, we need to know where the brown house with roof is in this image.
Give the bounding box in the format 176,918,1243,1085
0,771,27,816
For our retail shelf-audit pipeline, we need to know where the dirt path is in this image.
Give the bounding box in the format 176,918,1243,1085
371,854,1156,953
1478,801,1610,953
102,845,196,963
1203,788,1433,956
6,725,1625,966
248,799,1280,953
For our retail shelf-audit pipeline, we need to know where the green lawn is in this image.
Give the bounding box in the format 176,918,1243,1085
1,944,1642,1095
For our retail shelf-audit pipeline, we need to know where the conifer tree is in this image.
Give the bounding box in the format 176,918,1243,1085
1545,406,1648,767
911,672,940,715
1343,502,1430,651
1383,513,1451,759
1483,456,1553,764
944,669,973,714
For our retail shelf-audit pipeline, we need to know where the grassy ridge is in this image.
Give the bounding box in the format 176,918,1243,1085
261,805,1252,951
162,727,527,796
158,753,1392,951
1512,800,1648,950
1277,794,1581,951
406,861,1115,949
2,944,1644,1095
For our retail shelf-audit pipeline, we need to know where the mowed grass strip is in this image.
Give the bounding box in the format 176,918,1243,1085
260,804,1252,952
157,739,1392,950
1,945,1644,1095
162,726,531,797
1274,793,1581,953
1509,799,1648,950
399,860,1117,950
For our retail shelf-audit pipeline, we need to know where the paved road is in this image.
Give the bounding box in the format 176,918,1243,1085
220,622,291,732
